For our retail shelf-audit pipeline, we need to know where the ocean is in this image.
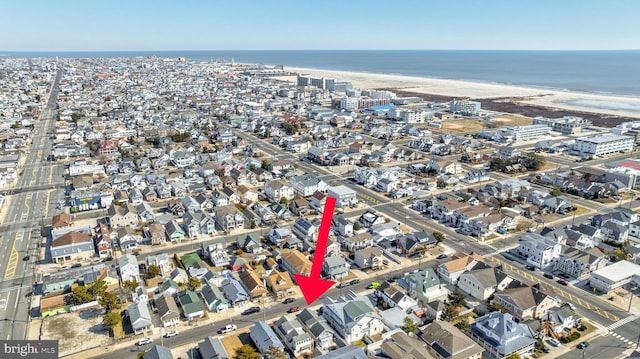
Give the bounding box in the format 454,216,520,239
2,50,640,97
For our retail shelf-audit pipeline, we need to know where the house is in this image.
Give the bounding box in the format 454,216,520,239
553,247,608,281
268,226,295,248
155,294,180,327
177,290,205,320
51,213,71,229
403,268,449,304
274,316,315,357
290,173,328,197
136,202,155,222
542,307,577,338
93,223,112,258
202,270,225,288
420,321,484,359
292,217,317,241
107,203,139,228
266,270,295,298
322,255,350,280
332,215,354,237
239,269,268,299
250,322,286,356
128,302,153,334
165,220,187,241
236,233,262,254
143,345,174,359
220,278,250,307
354,247,383,270
297,309,335,352
358,210,386,228
322,294,384,343
157,279,180,299
281,250,312,281
315,346,366,359
168,200,186,217
115,226,142,251
146,253,172,276
198,336,230,359
395,230,437,257
211,190,229,207
118,253,141,283
265,179,295,201
203,243,231,267
375,281,418,311
289,196,312,216
327,185,358,207
436,252,484,284
51,231,95,264
515,233,562,269
146,223,166,245
458,265,514,301
470,312,536,359
493,283,556,320
183,210,217,237
343,232,375,252
169,268,188,284
236,185,259,204
214,205,245,232
201,283,229,312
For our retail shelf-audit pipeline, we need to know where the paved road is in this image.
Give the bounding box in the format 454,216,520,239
0,70,62,340
93,260,429,359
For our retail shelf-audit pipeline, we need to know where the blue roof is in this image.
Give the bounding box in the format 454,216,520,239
367,104,395,111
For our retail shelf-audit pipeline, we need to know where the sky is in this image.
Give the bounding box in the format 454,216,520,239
1,0,639,51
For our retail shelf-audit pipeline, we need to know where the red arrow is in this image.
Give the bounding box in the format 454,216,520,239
294,196,337,305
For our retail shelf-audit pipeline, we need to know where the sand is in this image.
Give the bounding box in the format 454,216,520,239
281,66,640,119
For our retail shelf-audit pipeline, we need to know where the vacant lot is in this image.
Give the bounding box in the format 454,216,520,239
41,308,107,356
441,115,532,134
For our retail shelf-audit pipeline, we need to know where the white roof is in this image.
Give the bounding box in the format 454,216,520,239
591,260,640,282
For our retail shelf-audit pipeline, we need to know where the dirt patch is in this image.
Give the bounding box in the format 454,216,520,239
41,309,108,356
221,332,246,355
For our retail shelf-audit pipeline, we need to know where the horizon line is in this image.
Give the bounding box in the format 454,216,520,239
2,48,640,53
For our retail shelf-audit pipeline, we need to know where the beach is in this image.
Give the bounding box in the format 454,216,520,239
282,66,640,119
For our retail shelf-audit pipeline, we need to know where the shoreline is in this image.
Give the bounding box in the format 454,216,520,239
280,66,640,119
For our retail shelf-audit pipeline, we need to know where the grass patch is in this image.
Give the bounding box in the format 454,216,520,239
485,234,499,241
113,319,125,340
352,340,367,347
572,205,591,216
594,198,616,204
221,333,245,355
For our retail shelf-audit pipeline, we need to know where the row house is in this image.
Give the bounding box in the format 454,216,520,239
431,198,470,223
290,173,328,197
515,233,562,269
458,265,514,301
93,223,112,258
214,205,244,232
265,179,295,201
553,247,608,281
437,252,484,284
493,283,556,321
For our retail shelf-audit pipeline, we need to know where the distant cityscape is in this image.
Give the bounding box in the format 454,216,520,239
0,55,639,359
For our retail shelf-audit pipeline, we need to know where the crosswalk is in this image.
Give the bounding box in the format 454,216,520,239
606,315,638,348
606,315,637,331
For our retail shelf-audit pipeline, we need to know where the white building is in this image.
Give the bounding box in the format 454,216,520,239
340,97,359,111
574,134,634,156
502,125,550,141
327,185,358,208
515,234,562,269
589,260,640,292
450,99,481,115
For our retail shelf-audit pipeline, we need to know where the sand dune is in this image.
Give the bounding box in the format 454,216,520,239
284,66,640,119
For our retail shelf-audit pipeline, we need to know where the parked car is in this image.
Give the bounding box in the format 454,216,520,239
337,282,350,288
22,255,30,261
282,298,295,304
548,338,561,347
577,341,589,349
137,338,153,346
58,266,69,272
437,254,448,260
218,324,237,334
543,273,554,279
542,345,551,353
561,302,577,311
287,307,301,313
557,279,569,286
242,307,260,315
71,263,82,268
367,281,381,289
164,330,179,338
525,265,537,271
349,279,360,285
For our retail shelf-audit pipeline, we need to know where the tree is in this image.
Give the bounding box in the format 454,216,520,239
72,286,94,304
279,197,288,205
353,221,362,231
70,112,82,122
448,287,467,307
102,311,121,331
98,291,120,311
88,279,107,298
505,354,521,359
261,159,270,170
187,276,201,291
453,318,470,332
250,220,257,229
439,302,459,322
401,317,418,334
265,346,286,359
146,264,160,279
550,187,562,197
123,280,139,292
433,231,445,243
234,344,261,359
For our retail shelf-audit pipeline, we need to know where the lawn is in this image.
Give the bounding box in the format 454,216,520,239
572,205,592,216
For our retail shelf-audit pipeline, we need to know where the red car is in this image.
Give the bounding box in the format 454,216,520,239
287,306,301,313
557,279,569,286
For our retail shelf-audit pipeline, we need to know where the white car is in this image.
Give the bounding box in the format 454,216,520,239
137,337,153,346
548,338,561,347
164,330,179,338
218,324,237,334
